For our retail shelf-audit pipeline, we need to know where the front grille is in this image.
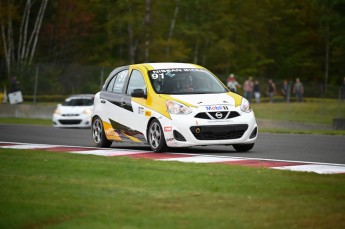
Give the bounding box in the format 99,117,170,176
228,111,240,119
62,114,79,117
194,111,240,120
194,112,209,119
190,124,248,140
59,119,82,125
208,111,229,119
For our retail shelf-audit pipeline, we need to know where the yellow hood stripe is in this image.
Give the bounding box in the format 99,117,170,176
226,92,242,107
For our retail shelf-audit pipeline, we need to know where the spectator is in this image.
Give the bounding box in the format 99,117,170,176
293,78,304,102
253,80,261,103
243,76,254,102
227,74,241,93
10,76,20,93
281,80,290,102
267,79,276,103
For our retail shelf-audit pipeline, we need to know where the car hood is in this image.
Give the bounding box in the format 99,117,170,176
167,93,242,107
58,106,93,114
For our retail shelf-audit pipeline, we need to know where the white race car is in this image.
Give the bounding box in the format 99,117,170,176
92,63,257,152
52,94,94,128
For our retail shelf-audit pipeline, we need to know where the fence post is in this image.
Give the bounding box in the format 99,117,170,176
33,65,39,103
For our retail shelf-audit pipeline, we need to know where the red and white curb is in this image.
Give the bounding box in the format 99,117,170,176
1,141,345,175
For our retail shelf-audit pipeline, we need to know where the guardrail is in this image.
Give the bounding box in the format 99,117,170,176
0,104,56,119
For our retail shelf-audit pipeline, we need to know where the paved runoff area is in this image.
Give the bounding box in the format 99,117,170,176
1,141,345,175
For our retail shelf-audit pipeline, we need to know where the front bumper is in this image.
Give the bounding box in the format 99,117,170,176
159,108,257,148
52,114,92,128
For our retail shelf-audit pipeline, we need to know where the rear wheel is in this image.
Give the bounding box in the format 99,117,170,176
233,143,254,152
92,117,112,148
148,119,167,152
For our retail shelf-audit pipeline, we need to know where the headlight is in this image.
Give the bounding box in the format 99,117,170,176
54,109,61,115
240,98,252,113
166,100,192,115
82,108,92,115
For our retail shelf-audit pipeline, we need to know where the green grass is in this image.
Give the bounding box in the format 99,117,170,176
252,100,345,125
1,149,345,229
0,117,51,126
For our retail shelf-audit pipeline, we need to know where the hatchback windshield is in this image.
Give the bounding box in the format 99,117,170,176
62,98,94,106
148,68,227,94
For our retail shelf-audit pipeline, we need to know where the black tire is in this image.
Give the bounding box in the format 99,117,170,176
233,143,254,152
148,119,167,152
92,117,112,148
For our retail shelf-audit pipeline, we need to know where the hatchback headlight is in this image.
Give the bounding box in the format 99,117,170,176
240,98,252,113
82,108,92,115
166,100,192,115
54,109,61,115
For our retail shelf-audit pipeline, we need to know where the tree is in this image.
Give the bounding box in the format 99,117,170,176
0,0,48,78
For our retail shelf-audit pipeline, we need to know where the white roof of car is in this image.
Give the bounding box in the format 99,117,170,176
68,94,94,98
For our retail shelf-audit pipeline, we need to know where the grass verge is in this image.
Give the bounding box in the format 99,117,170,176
252,100,345,125
0,117,51,126
1,148,344,229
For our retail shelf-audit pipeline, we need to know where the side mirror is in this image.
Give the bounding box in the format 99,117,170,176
131,89,147,99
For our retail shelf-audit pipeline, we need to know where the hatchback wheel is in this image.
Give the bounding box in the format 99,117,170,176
92,117,112,148
148,119,167,152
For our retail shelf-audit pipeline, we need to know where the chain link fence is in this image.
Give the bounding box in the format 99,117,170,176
2,63,113,102
1,63,344,103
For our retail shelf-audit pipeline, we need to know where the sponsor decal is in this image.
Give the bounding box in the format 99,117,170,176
149,68,208,80
205,105,229,111
145,110,152,117
138,107,144,115
150,68,207,74
164,126,172,132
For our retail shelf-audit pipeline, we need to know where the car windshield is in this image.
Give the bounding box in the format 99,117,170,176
62,98,93,106
148,68,227,94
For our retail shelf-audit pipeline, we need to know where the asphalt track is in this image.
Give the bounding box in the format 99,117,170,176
0,124,344,165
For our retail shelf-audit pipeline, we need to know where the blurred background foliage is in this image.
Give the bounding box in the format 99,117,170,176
0,0,345,98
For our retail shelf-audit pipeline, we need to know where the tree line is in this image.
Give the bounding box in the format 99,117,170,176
1,0,345,97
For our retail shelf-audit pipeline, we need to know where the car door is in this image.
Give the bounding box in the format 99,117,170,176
99,67,129,141
115,68,148,142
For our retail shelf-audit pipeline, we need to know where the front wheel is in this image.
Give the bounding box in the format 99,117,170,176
148,119,167,152
92,117,112,148
233,143,254,152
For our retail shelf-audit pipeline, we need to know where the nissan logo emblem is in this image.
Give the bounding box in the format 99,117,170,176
215,112,223,119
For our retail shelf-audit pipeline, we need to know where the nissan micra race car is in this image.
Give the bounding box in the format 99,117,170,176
92,63,257,152
53,94,94,128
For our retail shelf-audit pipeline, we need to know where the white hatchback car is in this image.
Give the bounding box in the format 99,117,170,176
52,94,94,128
92,63,258,152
